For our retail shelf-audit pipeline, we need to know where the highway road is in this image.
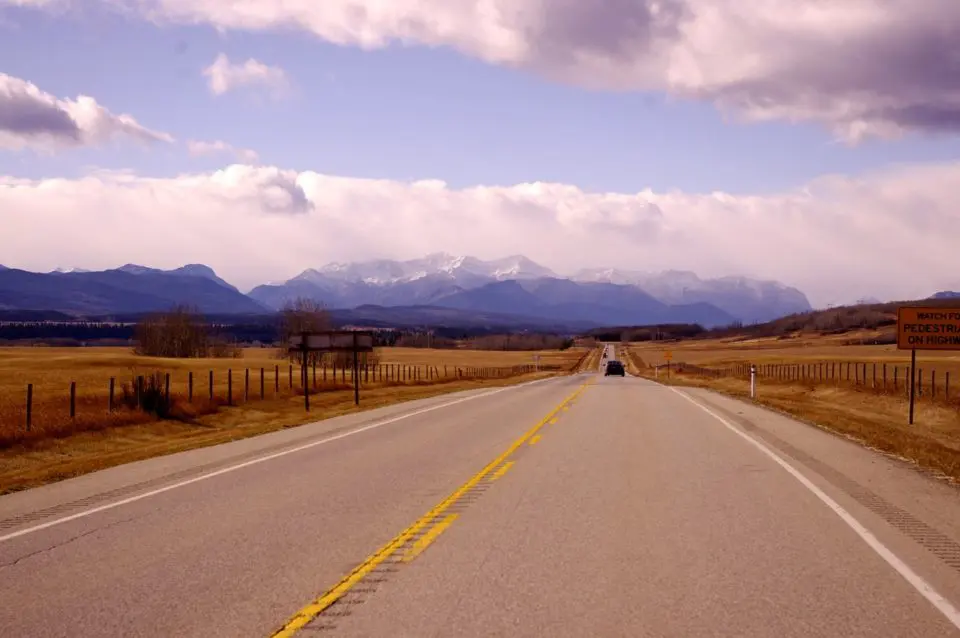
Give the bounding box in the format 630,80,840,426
2,344,960,636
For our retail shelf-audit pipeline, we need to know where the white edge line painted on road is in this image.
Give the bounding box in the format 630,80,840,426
0,376,561,544
669,386,960,631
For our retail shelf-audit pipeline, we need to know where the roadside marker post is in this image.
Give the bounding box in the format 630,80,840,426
909,348,917,425
896,306,960,425
750,364,756,399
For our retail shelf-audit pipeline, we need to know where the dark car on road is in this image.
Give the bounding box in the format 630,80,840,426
604,360,625,377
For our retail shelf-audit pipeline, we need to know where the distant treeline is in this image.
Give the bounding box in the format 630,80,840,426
0,318,572,346
586,324,708,342
395,333,575,350
0,322,135,342
696,300,936,340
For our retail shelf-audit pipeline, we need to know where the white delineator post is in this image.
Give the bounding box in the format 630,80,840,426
750,364,757,399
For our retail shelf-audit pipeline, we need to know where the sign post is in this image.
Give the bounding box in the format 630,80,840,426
289,330,374,410
896,306,960,424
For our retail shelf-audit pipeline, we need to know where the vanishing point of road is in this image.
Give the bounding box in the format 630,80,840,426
2,345,960,637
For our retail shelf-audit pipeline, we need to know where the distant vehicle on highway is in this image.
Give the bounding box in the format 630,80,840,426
604,360,625,377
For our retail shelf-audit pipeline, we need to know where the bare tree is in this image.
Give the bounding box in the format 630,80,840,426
279,297,333,365
133,305,242,358
134,305,209,358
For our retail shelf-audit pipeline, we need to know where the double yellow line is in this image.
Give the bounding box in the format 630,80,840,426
270,378,593,637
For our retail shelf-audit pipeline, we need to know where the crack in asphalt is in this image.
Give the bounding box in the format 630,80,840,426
0,515,143,570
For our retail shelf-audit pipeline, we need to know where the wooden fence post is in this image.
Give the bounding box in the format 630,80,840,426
26,383,32,432
188,371,193,402
261,368,265,399
228,369,233,406
289,365,293,389
109,377,115,412
137,375,144,409
209,370,214,401
70,381,76,418
275,365,279,393
882,363,887,391
245,368,250,401
894,367,898,391
165,373,170,410
313,361,317,388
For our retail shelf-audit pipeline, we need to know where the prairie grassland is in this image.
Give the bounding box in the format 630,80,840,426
629,330,960,378
0,346,585,493
627,333,960,482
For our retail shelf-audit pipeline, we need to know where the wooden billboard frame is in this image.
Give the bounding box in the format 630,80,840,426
288,330,375,410
895,306,960,424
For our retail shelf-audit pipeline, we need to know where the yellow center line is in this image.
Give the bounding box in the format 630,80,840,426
269,378,594,637
489,461,515,481
529,434,542,445
400,514,458,563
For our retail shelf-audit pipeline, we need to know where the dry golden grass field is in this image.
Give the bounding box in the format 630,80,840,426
0,345,588,493
627,331,960,482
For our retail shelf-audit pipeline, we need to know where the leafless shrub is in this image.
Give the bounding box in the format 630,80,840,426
279,297,332,365
134,305,239,358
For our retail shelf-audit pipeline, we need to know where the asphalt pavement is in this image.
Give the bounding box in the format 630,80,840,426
2,344,959,637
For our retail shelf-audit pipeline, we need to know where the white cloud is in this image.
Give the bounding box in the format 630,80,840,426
1,162,958,307
9,0,960,141
0,72,174,151
187,139,259,162
202,53,289,97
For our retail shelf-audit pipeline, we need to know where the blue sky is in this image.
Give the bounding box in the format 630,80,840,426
4,3,960,193
1,1,959,306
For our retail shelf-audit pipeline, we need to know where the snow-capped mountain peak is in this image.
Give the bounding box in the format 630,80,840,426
572,267,811,323
49,267,92,275
292,254,557,286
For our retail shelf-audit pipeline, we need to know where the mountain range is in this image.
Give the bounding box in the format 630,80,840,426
0,254,817,329
247,253,811,325
0,264,265,316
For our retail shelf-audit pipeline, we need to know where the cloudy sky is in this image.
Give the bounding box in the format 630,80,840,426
1,0,959,307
